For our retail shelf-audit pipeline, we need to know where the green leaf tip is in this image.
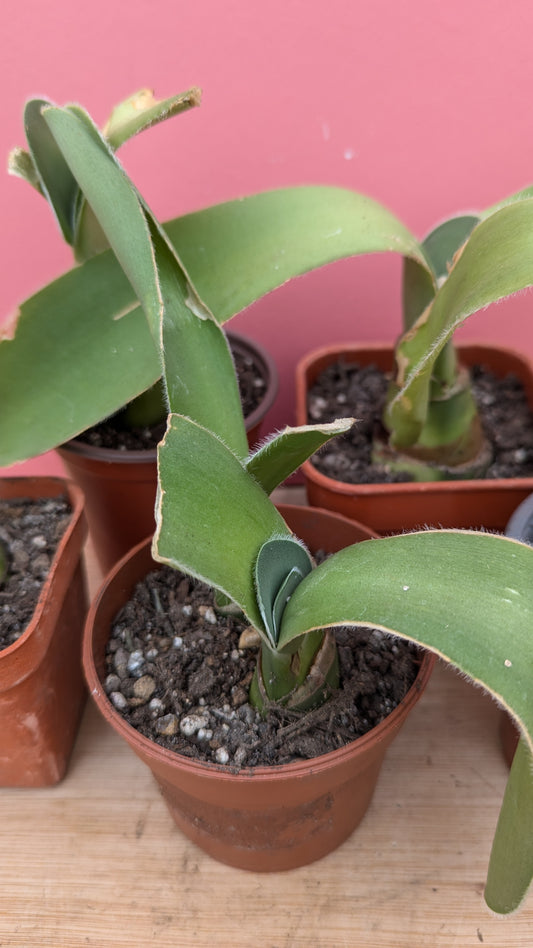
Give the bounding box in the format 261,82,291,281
484,738,533,915
7,147,43,193
103,86,202,149
246,419,356,495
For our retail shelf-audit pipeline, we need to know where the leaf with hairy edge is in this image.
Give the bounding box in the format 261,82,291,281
0,184,432,465
42,104,248,458
73,88,201,260
103,87,201,150
401,216,479,332
255,537,313,647
7,147,43,194
164,186,433,323
246,420,355,495
0,261,156,466
279,530,533,744
387,200,533,446
21,98,80,245
482,184,533,217
43,105,165,343
277,529,533,914
484,738,533,914
154,414,292,635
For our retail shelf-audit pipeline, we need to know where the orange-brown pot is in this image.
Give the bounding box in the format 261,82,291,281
0,477,88,786
83,504,435,871
295,343,533,534
58,331,278,574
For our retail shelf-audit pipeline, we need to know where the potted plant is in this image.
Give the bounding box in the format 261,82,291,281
0,475,88,785
40,101,533,916
3,88,278,572
296,204,533,532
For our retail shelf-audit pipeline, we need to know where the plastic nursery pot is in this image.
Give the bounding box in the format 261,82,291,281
295,343,533,534
0,476,88,786
83,503,435,872
58,331,278,575
499,492,533,765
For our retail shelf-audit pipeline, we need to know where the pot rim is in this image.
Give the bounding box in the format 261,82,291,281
0,476,86,662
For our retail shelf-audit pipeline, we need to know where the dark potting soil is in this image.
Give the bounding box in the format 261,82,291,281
307,362,533,483
0,496,71,651
104,564,420,770
77,344,267,451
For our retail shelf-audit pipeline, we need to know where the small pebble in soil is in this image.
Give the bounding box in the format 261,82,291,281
180,712,210,737
132,676,156,702
127,650,145,677
156,714,179,737
110,692,129,712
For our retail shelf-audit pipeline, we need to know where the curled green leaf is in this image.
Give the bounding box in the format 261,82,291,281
254,536,313,647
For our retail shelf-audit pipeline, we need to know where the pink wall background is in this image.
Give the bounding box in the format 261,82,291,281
3,0,533,477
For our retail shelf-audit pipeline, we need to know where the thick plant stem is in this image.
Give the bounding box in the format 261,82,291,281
250,629,339,713
378,352,492,481
120,379,167,429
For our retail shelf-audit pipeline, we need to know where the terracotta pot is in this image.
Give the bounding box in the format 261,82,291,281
295,343,533,534
83,504,435,871
0,477,88,786
58,331,278,574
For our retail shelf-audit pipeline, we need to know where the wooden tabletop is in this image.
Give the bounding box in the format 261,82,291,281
1,492,532,946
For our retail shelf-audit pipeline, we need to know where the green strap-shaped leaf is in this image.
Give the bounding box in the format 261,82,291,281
164,186,432,323
43,104,167,343
72,88,201,260
402,215,479,331
279,530,533,746
43,104,248,458
388,200,533,446
254,536,313,647
154,414,292,634
0,259,155,465
278,529,533,914
0,184,431,465
103,87,201,150
485,738,533,914
22,98,80,245
482,184,533,217
246,419,355,495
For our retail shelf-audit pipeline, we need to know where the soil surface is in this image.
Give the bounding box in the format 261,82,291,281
77,343,267,451
104,564,420,771
0,496,71,651
308,361,533,483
